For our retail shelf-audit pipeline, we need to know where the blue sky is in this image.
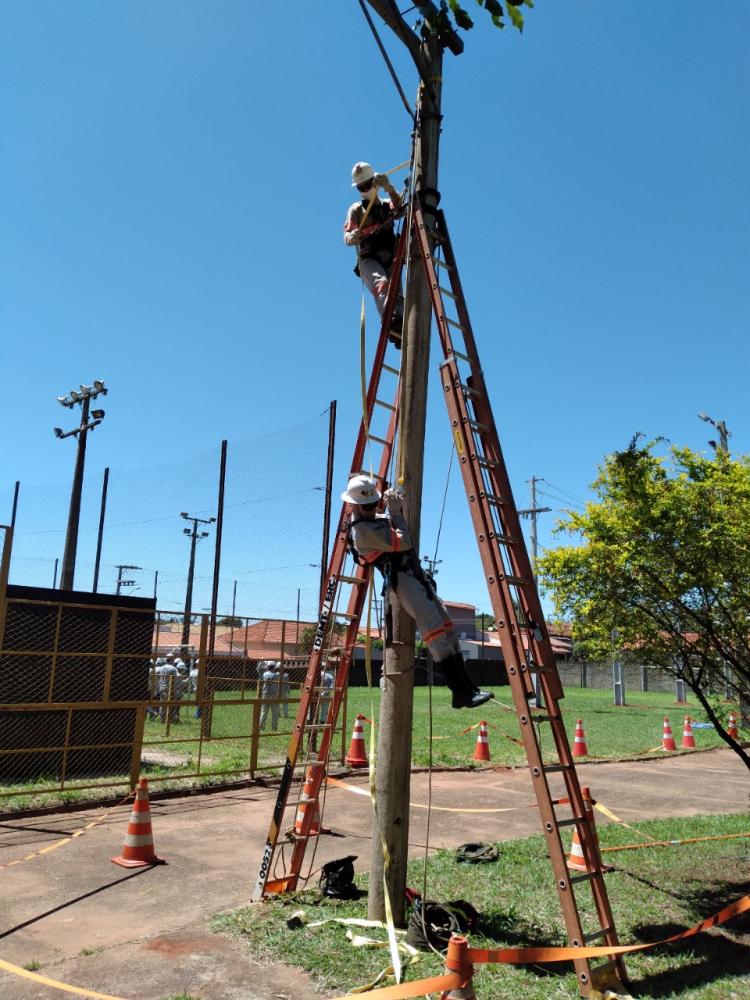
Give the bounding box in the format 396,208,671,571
1,2,748,620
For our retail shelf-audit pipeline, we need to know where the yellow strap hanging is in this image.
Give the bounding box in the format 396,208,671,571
364,569,402,984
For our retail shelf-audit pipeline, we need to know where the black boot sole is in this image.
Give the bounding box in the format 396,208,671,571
451,690,494,710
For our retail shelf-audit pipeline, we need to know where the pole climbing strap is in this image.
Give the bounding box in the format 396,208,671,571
332,894,750,1000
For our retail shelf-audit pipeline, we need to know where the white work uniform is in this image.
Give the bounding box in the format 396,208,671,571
259,663,280,731
318,669,334,725
344,196,404,321
349,511,460,663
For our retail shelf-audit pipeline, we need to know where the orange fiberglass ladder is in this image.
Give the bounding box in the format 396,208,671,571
253,201,625,998
251,220,409,902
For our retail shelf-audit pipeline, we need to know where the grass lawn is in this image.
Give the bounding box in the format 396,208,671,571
0,687,735,812
216,812,750,999
343,685,730,769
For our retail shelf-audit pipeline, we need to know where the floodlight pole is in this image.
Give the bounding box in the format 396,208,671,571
367,5,452,926
181,513,214,647
60,393,90,591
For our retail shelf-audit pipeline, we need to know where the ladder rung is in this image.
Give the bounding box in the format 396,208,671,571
570,870,597,884
338,575,365,586
424,227,446,243
485,493,506,505
503,575,530,586
448,349,471,364
434,257,453,271
382,363,400,375
530,713,554,723
367,434,390,447
556,815,586,828
584,927,612,944
477,457,499,470
496,535,516,546
438,285,457,300
305,723,331,732
543,764,571,774
460,382,481,398
336,612,359,621
374,398,397,412
446,318,465,331
298,792,317,803
302,760,326,768
468,420,489,433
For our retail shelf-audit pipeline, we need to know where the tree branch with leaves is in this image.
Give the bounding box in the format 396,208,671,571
538,435,750,769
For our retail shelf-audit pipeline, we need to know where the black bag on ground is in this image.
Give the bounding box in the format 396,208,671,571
406,898,461,951
319,855,362,900
455,842,499,864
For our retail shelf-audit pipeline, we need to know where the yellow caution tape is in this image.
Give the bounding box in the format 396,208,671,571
594,801,659,842
0,790,135,870
326,776,528,815
0,958,127,999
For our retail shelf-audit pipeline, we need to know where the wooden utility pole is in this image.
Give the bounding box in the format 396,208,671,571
367,3,459,926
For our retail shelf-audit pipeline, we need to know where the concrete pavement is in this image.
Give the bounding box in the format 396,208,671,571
0,748,746,999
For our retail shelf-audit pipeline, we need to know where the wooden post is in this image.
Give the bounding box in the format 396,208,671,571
368,32,443,926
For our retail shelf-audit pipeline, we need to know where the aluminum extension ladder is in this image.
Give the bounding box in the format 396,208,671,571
252,202,625,998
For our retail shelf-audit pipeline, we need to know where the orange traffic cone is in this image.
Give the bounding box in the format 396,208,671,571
567,825,589,871
661,716,677,752
728,711,739,740
572,719,588,758
294,767,321,837
473,721,491,762
681,715,696,749
111,778,165,868
581,786,614,873
345,715,369,768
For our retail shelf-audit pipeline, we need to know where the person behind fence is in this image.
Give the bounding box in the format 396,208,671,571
154,658,170,721
318,661,335,726
342,475,493,710
189,660,201,719
344,161,404,348
278,663,290,719
165,653,183,723
258,660,280,732
147,660,159,719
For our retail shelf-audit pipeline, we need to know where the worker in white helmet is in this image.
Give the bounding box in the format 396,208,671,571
341,475,493,710
344,162,404,348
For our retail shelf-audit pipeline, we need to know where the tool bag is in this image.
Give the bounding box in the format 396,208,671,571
319,855,361,900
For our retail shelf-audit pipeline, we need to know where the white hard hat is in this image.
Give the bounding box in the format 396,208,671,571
341,474,382,505
352,161,375,187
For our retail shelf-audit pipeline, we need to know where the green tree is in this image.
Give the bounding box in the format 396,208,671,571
433,0,533,35
537,435,750,769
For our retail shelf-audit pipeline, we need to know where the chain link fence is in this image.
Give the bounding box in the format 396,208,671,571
0,585,350,811
0,410,347,811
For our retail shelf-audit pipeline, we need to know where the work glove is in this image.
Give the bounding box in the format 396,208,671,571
383,488,404,514
344,229,361,246
374,172,393,191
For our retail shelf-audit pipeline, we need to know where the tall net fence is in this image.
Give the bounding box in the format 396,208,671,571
1,409,330,623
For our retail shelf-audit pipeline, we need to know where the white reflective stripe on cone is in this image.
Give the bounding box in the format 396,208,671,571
124,833,155,847
128,812,152,825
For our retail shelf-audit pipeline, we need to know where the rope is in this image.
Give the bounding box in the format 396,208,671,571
357,0,416,120
393,136,420,487
429,443,455,570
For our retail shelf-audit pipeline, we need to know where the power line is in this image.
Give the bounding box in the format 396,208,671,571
539,479,588,506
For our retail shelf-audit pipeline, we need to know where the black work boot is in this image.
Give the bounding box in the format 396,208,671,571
438,652,494,710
